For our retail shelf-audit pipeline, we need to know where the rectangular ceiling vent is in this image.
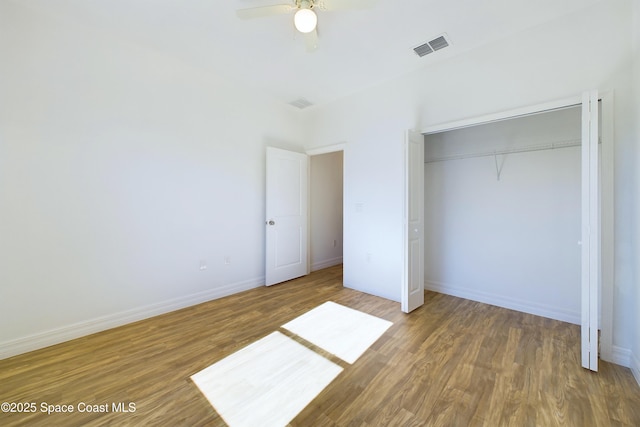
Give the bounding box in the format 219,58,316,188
289,98,313,109
413,34,450,57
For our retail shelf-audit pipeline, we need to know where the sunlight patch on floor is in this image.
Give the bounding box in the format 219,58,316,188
191,331,342,427
282,301,393,364
191,302,393,426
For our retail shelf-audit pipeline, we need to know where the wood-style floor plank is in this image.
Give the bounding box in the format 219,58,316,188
1,265,639,426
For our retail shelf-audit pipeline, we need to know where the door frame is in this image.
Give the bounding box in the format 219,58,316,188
415,91,614,364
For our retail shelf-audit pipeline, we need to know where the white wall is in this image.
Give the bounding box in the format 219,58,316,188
306,1,637,357
310,152,344,271
0,3,305,358
632,0,640,384
424,108,582,323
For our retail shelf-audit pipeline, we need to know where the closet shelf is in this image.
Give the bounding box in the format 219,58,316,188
424,138,593,163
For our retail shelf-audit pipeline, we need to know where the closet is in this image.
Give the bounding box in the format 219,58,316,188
423,106,588,324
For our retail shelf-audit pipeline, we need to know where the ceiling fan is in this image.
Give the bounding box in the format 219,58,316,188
236,0,377,52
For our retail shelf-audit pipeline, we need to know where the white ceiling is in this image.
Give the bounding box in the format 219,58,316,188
21,0,602,107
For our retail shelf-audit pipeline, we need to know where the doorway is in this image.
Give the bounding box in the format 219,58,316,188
265,145,344,286
308,146,345,272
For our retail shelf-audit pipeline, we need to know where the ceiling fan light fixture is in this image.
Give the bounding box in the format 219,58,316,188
294,8,317,33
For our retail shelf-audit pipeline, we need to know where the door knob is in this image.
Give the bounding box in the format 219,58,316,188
267,220,275,225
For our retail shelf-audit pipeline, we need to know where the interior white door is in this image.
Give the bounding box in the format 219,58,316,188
581,90,599,371
265,147,308,286
402,130,425,313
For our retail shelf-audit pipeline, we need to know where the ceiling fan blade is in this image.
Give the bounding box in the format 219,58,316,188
304,28,318,52
236,5,294,20
317,0,378,11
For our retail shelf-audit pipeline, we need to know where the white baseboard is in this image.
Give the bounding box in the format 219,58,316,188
311,256,343,272
425,280,581,325
611,345,632,367
0,277,264,361
632,351,640,387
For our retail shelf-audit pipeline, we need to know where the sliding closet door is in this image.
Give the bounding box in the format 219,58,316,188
581,90,599,371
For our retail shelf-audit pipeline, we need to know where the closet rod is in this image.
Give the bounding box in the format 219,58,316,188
424,138,596,163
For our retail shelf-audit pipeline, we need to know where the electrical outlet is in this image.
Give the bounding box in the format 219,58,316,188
224,256,231,265
199,260,207,270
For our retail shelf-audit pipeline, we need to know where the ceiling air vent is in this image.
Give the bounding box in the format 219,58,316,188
289,98,313,109
413,34,450,57
413,43,433,57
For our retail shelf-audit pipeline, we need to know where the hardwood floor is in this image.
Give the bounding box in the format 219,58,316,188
1,264,639,426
